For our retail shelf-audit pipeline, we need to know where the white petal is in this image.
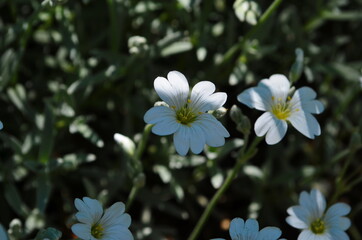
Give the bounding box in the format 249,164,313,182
189,125,206,154
297,229,315,240
210,239,225,240
167,71,190,107
144,106,175,124
103,225,134,240
259,74,290,101
257,227,282,240
192,92,227,112
244,219,259,239
229,218,245,239
71,223,92,239
265,118,288,145
325,203,351,218
286,215,308,229
75,197,103,224
300,100,324,114
325,216,351,231
151,119,180,136
237,86,272,111
298,191,322,220
190,81,216,104
289,111,321,139
75,212,93,225
311,189,326,218
0,121,3,130
100,202,131,229
329,229,349,240
197,114,229,147
254,112,274,137
173,126,190,156
286,206,309,227
154,75,188,109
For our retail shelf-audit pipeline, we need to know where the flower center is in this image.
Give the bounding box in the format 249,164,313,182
310,218,326,234
91,223,104,239
175,100,199,126
271,96,292,120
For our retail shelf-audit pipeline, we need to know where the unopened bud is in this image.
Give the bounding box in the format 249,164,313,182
237,116,251,136
212,107,228,119
230,105,243,123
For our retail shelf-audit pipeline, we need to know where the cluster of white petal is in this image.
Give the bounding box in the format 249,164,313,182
286,189,351,240
211,218,284,240
144,71,229,156
238,74,324,145
71,197,133,240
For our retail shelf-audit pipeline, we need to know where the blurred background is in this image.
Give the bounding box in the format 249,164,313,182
0,0,361,239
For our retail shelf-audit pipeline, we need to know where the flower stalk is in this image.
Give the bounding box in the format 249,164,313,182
187,136,262,240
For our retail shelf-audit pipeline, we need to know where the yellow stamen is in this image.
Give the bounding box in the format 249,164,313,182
91,224,104,239
310,219,326,234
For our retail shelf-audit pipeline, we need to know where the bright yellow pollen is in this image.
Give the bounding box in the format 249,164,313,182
91,223,104,239
187,99,191,103
310,218,326,234
271,96,292,120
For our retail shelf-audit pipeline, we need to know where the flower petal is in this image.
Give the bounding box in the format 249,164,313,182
290,87,324,114
229,218,245,240
326,216,351,231
71,223,92,240
325,203,351,218
0,121,3,130
311,189,326,218
329,229,350,240
197,114,229,147
103,225,134,240
265,118,287,145
286,215,308,229
167,71,190,107
173,125,190,156
257,227,282,240
286,206,310,228
154,74,189,109
189,124,206,154
289,111,321,139
259,74,290,102
237,86,272,111
254,112,275,137
144,106,175,124
75,197,103,224
190,81,216,104
151,119,180,136
244,219,259,239
297,229,315,240
100,202,130,228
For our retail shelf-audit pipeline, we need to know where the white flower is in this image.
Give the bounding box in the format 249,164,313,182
237,74,324,144
71,197,133,240
286,189,351,240
144,71,230,156
211,218,283,240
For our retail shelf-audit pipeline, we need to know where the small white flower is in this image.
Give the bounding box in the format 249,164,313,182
286,189,351,240
71,197,133,240
211,217,283,240
237,74,324,144
144,71,230,156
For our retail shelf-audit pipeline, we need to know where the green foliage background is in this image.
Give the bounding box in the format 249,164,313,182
0,0,361,239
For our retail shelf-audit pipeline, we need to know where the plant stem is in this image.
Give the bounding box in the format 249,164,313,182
187,137,262,240
126,124,152,210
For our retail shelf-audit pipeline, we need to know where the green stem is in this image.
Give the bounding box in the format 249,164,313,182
187,137,262,240
126,184,140,211
107,0,120,53
126,124,152,210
